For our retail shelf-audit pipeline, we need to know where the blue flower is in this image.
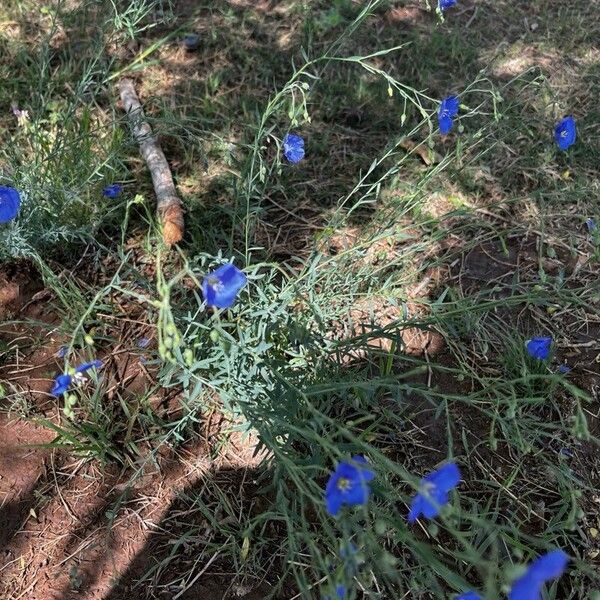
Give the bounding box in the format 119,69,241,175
283,133,305,164
558,447,573,458
55,345,69,359
137,337,151,349
339,542,358,560
456,593,482,600
76,360,103,372
339,541,361,577
586,218,596,232
439,0,457,10
202,263,247,309
554,116,576,151
51,374,73,396
51,360,102,396
508,549,569,600
103,184,123,198
0,186,21,223
557,364,571,374
525,337,552,360
325,455,375,517
438,96,460,135
324,584,346,600
408,462,461,523
183,33,200,50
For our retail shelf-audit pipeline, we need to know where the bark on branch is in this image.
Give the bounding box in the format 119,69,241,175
118,78,184,245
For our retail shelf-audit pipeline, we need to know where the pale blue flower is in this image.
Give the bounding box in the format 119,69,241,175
283,133,305,164
202,263,247,309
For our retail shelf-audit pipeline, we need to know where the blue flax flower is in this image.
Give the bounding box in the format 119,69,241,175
0,186,21,223
103,183,123,198
325,455,375,517
439,0,457,10
554,116,576,151
55,345,69,359
324,584,346,600
340,541,358,560
438,96,460,135
456,593,482,600
586,218,596,232
137,337,151,349
339,541,361,577
51,360,102,396
183,33,200,51
202,263,247,309
283,133,305,164
408,462,461,523
525,337,552,360
509,549,569,600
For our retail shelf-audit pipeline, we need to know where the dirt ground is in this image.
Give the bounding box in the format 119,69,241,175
0,265,268,599
1,0,600,598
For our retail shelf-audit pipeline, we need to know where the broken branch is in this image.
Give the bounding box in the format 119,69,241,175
118,78,184,245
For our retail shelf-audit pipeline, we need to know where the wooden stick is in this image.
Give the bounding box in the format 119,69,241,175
118,78,184,245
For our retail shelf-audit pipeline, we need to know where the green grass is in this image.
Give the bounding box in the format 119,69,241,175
0,0,599,598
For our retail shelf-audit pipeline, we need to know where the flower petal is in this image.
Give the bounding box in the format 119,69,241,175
343,479,369,507
75,359,103,373
325,489,344,517
439,0,457,10
525,337,552,360
441,96,460,117
51,374,73,397
0,186,21,223
102,184,123,198
283,133,305,164
438,114,454,135
349,455,375,481
202,263,247,309
527,550,569,582
408,493,432,523
554,116,576,151
427,462,461,493
509,550,569,600
508,573,541,600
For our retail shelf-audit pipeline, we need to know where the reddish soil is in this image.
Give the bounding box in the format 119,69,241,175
0,410,266,599
0,264,268,600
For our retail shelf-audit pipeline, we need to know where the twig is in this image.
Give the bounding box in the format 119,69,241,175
118,78,184,245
